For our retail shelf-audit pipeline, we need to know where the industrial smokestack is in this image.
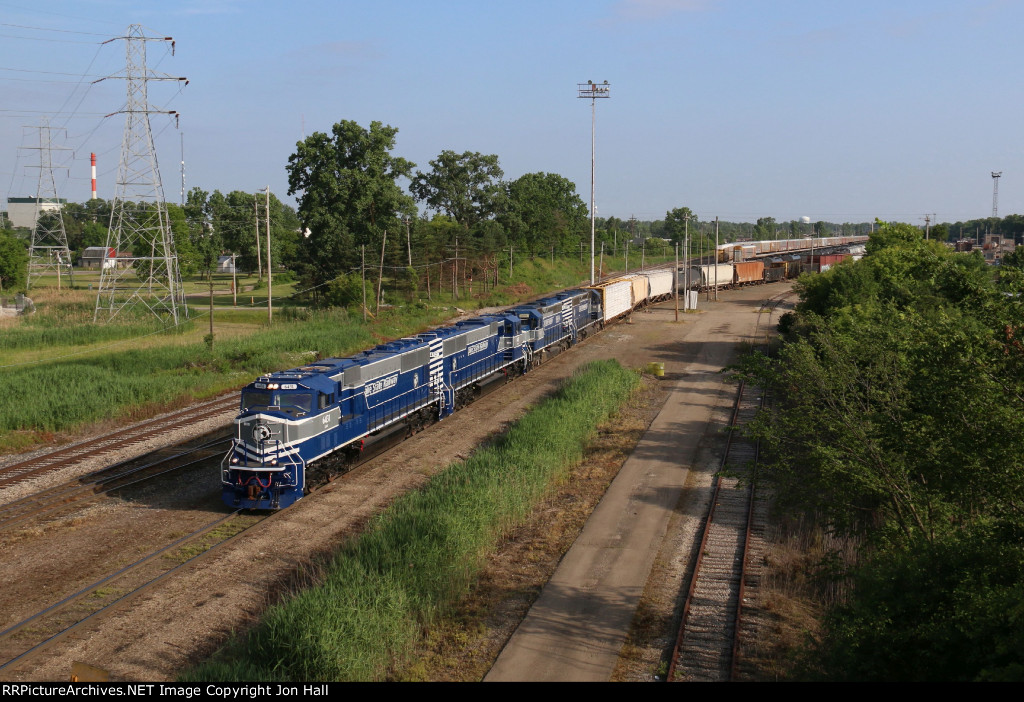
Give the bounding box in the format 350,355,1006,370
91,152,96,200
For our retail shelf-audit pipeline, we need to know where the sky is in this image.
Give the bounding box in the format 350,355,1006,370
0,0,1021,225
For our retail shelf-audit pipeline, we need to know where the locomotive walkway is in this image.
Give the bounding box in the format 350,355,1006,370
485,287,770,681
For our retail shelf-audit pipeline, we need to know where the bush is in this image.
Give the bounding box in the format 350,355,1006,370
324,272,370,309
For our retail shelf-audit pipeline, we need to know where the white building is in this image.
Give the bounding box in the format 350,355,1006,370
217,255,236,273
6,197,66,230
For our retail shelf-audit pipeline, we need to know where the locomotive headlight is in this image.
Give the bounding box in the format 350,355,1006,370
231,457,239,464
271,459,279,466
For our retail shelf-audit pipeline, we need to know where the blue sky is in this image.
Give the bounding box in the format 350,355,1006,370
1,0,1020,225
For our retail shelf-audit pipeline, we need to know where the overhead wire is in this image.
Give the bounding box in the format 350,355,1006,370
0,21,112,37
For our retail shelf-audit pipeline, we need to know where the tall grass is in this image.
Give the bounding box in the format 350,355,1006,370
0,296,188,351
0,307,453,435
182,359,640,682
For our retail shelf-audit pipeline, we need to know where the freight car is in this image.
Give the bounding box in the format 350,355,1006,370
222,266,688,510
715,235,869,263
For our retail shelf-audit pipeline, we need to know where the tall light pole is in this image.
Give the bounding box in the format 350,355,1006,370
992,171,1002,219
578,80,610,285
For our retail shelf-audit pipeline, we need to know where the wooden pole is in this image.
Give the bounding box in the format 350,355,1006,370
266,187,272,325
674,242,679,322
254,195,263,281
377,229,386,315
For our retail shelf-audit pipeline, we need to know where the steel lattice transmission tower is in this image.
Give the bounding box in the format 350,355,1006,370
24,118,73,289
94,25,188,324
992,171,1002,219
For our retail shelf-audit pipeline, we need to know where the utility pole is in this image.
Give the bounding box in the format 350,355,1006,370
94,25,188,324
377,229,387,314
683,213,689,308
923,213,931,241
578,80,610,285
23,119,73,290
674,242,679,322
253,195,263,280
265,186,272,325
403,216,412,267
714,217,719,301
599,241,604,280
208,261,214,345
361,244,366,322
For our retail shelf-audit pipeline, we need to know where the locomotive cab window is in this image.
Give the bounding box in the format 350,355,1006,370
279,392,313,414
242,391,272,411
242,391,312,415
318,393,334,410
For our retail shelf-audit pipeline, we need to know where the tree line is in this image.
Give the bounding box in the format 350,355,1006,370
736,221,1024,680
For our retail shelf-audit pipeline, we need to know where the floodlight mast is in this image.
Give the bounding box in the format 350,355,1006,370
578,81,610,285
992,171,1002,219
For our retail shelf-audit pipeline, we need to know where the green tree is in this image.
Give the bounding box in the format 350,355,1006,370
662,207,696,246
409,151,503,230
61,199,111,255
0,230,28,292
183,189,301,279
287,120,415,303
499,172,586,256
1000,245,1024,269
754,216,776,240
165,203,199,277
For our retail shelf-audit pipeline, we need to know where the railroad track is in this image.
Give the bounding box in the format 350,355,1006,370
0,395,238,492
0,508,266,677
0,436,230,533
666,289,790,682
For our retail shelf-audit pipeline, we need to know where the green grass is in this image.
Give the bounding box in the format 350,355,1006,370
181,359,641,682
0,296,190,352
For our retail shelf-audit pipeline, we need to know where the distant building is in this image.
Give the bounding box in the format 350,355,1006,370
217,255,236,273
79,247,132,269
6,197,66,230
80,247,116,269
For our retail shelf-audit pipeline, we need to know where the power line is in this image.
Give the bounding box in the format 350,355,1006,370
0,21,112,36
0,32,98,44
0,66,106,78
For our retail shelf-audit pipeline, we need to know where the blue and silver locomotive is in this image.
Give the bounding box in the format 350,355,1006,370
221,288,604,509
